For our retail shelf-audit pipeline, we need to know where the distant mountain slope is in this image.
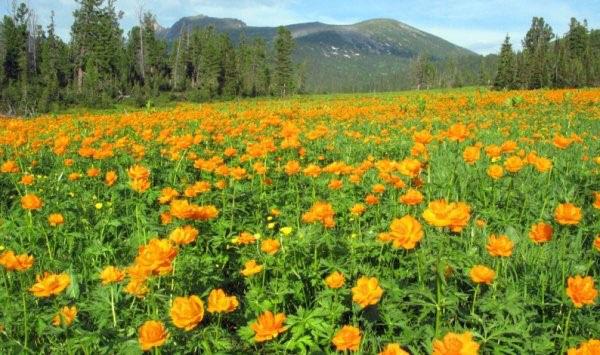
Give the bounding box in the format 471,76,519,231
157,15,481,92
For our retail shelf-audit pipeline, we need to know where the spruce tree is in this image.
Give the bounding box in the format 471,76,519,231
273,26,295,96
522,17,554,89
494,35,515,90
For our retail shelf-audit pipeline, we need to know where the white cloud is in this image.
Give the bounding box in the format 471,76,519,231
424,26,519,55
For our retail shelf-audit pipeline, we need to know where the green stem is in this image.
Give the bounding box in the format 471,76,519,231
22,292,28,349
470,285,479,315
560,308,572,354
110,286,117,328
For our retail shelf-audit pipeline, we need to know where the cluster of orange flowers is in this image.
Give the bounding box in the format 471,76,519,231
1,88,599,353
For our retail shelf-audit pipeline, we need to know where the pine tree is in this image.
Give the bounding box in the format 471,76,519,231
522,17,554,89
273,26,295,96
494,35,515,90
38,11,60,111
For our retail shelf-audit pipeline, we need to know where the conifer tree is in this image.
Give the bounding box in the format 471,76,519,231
494,35,515,89
273,26,295,96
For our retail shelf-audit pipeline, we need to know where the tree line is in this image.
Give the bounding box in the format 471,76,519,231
494,17,600,90
0,1,298,116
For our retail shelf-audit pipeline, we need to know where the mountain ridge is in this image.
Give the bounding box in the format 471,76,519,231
157,15,482,92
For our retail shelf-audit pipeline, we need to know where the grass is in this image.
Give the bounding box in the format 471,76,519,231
0,87,599,354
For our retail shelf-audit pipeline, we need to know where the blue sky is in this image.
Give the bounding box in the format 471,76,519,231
2,0,600,54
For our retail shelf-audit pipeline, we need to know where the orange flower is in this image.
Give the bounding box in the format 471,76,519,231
350,203,366,216
379,343,410,355
328,179,343,190
566,275,597,308
325,271,345,289
130,178,150,193
413,129,433,144
302,201,336,228
475,219,486,228
554,203,582,225
397,158,422,177
124,279,148,298
168,225,198,245
52,306,77,327
446,123,469,142
399,188,423,205
20,174,34,185
332,325,361,352
241,260,263,277
87,167,100,177
170,200,219,221
261,239,281,255
138,320,168,351
486,235,514,257
553,135,573,149
504,156,524,173
232,232,257,245
486,164,504,180
485,145,502,158
207,289,239,313
0,251,34,271
422,200,471,232
48,213,64,227
158,187,180,204
528,222,553,244
463,146,480,165
100,266,125,285
21,194,43,210
594,236,600,252
379,215,423,250
500,140,517,153
105,171,117,186
364,194,380,205
230,167,247,180
29,272,71,298
593,192,600,209
567,339,600,355
170,295,204,331
250,311,287,342
128,164,150,180
284,160,301,175
303,164,321,178
532,156,552,173
134,238,178,276
432,331,480,355
1,160,19,173
352,276,383,308
469,265,496,285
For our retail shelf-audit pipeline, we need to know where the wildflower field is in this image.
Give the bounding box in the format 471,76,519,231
1,88,599,354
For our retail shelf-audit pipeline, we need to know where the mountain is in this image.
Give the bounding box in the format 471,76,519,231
157,15,482,92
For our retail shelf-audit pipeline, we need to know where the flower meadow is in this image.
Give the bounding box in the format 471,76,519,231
0,88,599,354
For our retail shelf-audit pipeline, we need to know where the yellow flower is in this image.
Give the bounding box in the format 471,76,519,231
95,203,103,210
280,227,293,236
